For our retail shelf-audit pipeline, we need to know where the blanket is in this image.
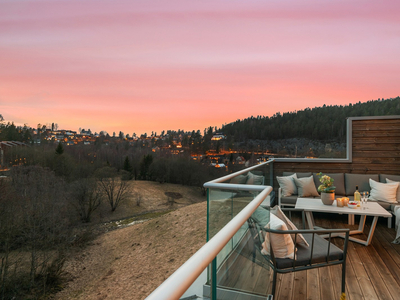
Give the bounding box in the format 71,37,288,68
393,206,400,244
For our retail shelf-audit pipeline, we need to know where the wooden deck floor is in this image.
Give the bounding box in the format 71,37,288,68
217,211,400,300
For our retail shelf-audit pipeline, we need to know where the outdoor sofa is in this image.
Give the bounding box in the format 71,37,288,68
277,172,400,228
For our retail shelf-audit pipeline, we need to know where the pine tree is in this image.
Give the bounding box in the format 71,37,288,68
123,156,133,173
55,142,64,155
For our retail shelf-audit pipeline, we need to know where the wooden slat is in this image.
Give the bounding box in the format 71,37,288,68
352,157,400,164
353,119,400,126
352,144,400,151
276,272,294,300
319,261,336,300
355,244,394,300
345,240,378,299
353,137,400,144
371,235,400,285
346,164,400,173
353,151,400,159
365,244,400,299
353,131,400,138
292,270,307,300
306,268,320,300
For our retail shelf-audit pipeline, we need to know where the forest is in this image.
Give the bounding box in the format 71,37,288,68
220,97,400,142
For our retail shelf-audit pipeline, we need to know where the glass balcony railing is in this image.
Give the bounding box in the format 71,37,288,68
146,160,274,300
205,160,274,299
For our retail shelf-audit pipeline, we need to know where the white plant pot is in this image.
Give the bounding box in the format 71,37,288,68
321,192,335,205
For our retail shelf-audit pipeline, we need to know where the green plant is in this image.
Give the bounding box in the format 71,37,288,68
317,172,336,193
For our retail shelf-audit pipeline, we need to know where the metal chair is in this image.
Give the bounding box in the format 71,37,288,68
247,217,349,298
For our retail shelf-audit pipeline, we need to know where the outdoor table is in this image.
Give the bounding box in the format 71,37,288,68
295,198,392,246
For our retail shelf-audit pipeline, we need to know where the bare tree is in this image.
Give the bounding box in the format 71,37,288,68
9,166,73,294
71,178,102,222
96,167,130,212
0,176,21,299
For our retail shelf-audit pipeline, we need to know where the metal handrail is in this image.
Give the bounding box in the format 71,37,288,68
204,159,274,185
145,185,273,300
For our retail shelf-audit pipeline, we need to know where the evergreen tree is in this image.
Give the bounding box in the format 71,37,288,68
55,142,64,155
123,156,133,179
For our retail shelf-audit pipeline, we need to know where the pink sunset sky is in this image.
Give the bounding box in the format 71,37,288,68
1,0,399,136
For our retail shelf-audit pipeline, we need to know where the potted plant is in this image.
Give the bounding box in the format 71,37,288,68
317,172,336,205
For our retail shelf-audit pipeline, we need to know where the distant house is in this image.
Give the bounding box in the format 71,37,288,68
211,134,226,141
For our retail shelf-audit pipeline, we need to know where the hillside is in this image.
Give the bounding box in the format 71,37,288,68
221,97,400,142
54,184,207,300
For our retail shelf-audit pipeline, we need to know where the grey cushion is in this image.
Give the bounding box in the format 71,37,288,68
246,172,264,185
230,174,247,184
275,233,343,269
283,172,312,178
374,200,392,210
380,174,400,183
280,195,299,206
294,176,319,197
313,173,345,196
344,173,379,196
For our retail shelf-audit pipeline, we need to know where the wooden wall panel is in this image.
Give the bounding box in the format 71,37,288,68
273,116,400,189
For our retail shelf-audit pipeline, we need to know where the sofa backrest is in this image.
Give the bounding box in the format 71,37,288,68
282,172,311,178
379,174,400,183
313,173,345,195
344,173,379,196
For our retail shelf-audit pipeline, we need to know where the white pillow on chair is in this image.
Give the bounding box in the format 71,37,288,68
271,206,309,247
261,213,296,259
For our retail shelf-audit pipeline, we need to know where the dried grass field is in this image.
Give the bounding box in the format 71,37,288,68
54,180,207,300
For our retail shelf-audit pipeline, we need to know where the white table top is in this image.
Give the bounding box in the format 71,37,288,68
295,198,392,217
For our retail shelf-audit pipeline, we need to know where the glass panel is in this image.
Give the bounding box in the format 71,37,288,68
206,161,273,299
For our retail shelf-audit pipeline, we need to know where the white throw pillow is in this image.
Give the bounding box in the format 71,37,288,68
294,176,319,198
277,173,298,197
386,178,400,203
261,213,296,259
369,178,399,203
271,205,309,247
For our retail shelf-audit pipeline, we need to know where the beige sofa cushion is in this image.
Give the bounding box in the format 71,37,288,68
386,179,400,203
294,176,319,197
277,173,297,197
369,179,399,203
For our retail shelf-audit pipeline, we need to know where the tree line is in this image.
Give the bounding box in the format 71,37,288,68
220,97,400,142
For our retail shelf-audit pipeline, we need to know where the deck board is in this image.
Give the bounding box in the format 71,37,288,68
216,210,400,300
